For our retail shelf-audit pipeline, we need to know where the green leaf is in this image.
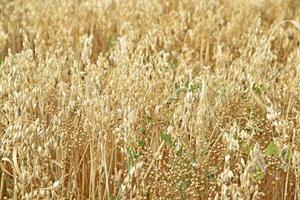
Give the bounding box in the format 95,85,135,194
107,36,117,50
170,58,178,69
205,167,218,180
184,80,189,89
242,143,253,154
127,147,138,162
281,148,292,161
176,144,183,157
138,140,146,148
140,127,146,134
252,83,263,96
277,163,289,171
189,84,198,92
249,169,265,181
179,180,189,199
0,58,3,65
216,87,225,97
160,132,173,146
265,142,280,157
146,116,152,121
175,83,181,94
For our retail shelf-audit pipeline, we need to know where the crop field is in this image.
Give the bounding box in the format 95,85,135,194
1,0,300,199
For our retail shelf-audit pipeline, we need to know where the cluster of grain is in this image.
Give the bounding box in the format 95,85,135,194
0,0,300,199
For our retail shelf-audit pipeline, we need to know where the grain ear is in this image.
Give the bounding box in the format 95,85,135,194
290,20,300,30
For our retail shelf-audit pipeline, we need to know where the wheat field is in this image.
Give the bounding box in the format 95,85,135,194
1,0,300,199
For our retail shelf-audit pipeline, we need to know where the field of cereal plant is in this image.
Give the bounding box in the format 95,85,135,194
1,0,300,199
